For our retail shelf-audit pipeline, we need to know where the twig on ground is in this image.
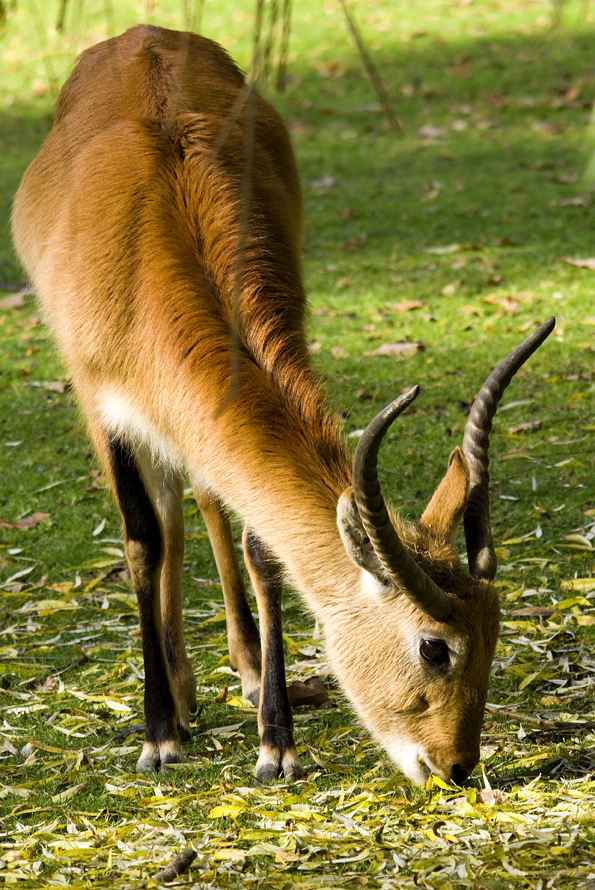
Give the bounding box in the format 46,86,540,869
133,848,197,888
110,723,145,742
485,703,595,732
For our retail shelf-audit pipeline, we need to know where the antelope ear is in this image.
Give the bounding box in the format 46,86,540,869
337,488,388,585
418,446,470,545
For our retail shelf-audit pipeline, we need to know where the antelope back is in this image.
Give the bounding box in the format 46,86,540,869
13,27,309,400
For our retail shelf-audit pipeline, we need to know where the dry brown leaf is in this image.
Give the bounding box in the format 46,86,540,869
493,236,520,247
476,118,497,129
275,851,301,863
565,84,581,102
418,124,447,139
477,789,505,806
0,512,50,530
562,256,595,270
551,197,589,208
365,342,425,357
500,296,518,314
86,469,107,491
214,684,229,703
312,307,341,316
311,174,337,189
289,117,313,135
344,233,367,251
393,300,424,312
0,292,26,309
313,60,344,78
38,675,57,692
287,676,330,708
531,120,560,134
511,607,557,617
557,172,580,184
508,420,542,434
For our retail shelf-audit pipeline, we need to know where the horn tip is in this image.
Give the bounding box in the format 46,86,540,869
393,384,419,411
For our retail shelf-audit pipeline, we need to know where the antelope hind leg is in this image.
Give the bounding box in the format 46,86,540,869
103,434,188,770
243,529,304,783
147,458,197,739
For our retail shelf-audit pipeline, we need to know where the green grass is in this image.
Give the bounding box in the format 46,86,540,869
1,0,595,887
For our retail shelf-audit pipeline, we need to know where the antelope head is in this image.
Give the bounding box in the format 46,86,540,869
332,318,554,785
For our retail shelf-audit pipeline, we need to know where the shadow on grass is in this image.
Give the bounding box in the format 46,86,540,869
2,26,595,278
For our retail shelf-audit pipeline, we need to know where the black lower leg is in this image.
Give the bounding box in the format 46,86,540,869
109,439,178,747
245,531,299,778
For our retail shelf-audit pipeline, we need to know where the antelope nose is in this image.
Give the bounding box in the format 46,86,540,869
451,763,470,785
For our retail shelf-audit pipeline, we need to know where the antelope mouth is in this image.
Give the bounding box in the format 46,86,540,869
418,759,432,784
383,738,445,786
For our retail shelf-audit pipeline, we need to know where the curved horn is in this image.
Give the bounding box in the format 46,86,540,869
463,316,555,580
353,386,453,622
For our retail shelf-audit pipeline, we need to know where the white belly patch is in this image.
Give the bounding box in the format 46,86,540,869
98,391,180,468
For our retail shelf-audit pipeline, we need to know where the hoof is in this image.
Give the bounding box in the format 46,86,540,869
256,767,278,784
136,739,185,772
254,744,304,784
284,762,305,783
178,722,193,743
282,748,305,782
162,752,186,766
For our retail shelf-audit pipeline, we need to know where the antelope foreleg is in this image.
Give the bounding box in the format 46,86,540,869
243,529,304,783
193,487,262,704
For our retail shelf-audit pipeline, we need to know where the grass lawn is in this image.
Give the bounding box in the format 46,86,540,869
1,0,595,886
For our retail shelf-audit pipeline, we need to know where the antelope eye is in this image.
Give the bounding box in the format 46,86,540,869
420,638,449,667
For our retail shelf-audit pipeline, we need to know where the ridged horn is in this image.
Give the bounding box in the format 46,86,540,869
463,316,555,580
353,386,453,622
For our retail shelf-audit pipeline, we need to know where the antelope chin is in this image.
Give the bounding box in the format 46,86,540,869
384,738,444,786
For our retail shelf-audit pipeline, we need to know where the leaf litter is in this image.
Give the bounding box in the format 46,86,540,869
1,517,595,890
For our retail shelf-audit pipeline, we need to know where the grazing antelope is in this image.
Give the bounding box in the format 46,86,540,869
12,24,554,785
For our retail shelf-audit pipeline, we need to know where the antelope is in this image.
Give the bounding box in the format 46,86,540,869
12,24,554,786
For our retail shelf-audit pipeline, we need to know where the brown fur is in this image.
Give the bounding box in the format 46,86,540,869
12,25,500,784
